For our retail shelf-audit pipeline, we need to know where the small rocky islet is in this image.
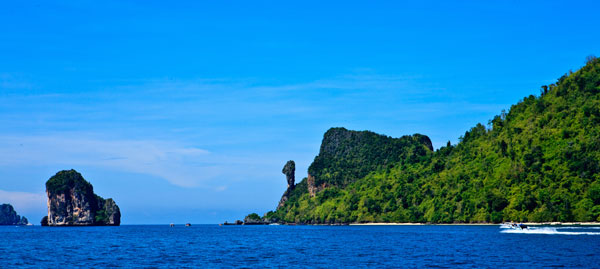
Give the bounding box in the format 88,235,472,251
41,169,121,226
0,203,29,225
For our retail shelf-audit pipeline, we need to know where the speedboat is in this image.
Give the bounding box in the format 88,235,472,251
509,223,528,230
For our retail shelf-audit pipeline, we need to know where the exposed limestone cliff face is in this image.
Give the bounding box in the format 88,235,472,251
99,198,121,225
307,174,317,197
45,169,120,226
0,204,28,225
277,160,296,209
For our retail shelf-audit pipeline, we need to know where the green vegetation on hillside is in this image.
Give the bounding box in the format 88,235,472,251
46,169,95,196
271,57,600,224
308,128,433,188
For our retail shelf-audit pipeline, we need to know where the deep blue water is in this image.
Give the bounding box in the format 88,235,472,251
2,225,600,268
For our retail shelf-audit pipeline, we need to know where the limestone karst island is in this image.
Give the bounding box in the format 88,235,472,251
41,169,121,226
239,57,600,225
0,204,29,226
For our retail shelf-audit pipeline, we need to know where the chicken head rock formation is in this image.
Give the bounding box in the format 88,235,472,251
277,160,296,209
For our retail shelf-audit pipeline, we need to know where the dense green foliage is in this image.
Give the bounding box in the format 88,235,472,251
272,57,600,224
245,213,261,221
244,213,262,221
46,169,94,196
308,127,433,188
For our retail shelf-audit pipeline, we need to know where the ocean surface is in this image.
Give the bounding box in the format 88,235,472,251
2,224,600,268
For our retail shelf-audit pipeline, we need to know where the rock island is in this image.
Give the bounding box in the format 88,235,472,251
42,169,121,226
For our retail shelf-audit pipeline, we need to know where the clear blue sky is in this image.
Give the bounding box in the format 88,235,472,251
1,1,599,224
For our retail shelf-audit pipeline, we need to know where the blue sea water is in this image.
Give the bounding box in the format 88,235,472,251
1,225,600,268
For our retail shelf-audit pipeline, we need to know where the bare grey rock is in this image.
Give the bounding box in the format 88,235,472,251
282,160,295,188
307,173,317,197
277,160,296,209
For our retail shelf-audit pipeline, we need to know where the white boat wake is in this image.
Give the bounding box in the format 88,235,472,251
557,226,600,229
500,225,600,235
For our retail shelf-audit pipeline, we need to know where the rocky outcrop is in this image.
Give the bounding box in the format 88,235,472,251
243,213,267,225
306,173,332,197
99,198,121,225
223,220,244,225
277,160,296,209
307,174,317,197
282,160,295,188
45,169,120,226
247,128,435,223
0,204,29,225
307,127,433,192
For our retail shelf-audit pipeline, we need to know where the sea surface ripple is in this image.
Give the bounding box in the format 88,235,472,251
1,225,599,267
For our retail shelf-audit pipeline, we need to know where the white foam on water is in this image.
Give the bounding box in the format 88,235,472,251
558,226,600,229
500,226,600,235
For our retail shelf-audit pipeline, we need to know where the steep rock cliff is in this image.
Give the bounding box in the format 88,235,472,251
45,169,120,226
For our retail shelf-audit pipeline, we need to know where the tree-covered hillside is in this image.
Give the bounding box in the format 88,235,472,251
308,128,433,191
268,57,600,224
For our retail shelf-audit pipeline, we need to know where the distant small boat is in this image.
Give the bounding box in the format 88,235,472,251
170,223,175,227
185,223,191,227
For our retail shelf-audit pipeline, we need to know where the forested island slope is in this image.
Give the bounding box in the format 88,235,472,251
264,57,600,224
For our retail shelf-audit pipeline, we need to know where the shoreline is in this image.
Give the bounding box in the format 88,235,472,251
348,222,600,226
349,223,492,226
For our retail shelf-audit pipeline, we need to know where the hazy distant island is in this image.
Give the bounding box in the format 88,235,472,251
0,204,29,225
238,56,600,225
41,169,121,226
